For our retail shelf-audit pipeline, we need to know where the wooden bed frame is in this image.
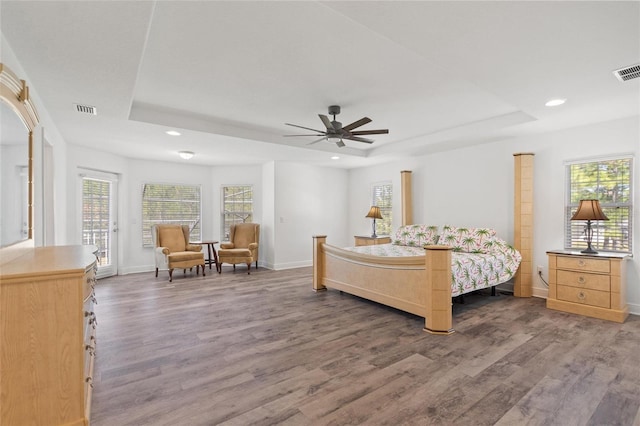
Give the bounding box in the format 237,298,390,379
311,154,534,334
313,237,455,334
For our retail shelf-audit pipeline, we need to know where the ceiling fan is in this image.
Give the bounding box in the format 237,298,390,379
285,105,388,148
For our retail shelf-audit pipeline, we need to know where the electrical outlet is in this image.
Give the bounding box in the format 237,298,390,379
537,265,543,274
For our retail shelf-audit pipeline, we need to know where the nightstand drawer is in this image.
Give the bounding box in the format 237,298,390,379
556,270,610,292
556,256,610,273
557,285,610,309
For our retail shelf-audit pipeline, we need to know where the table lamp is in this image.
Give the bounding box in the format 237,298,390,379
366,206,383,238
570,199,609,254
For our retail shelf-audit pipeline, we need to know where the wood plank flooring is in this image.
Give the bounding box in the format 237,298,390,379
91,266,640,425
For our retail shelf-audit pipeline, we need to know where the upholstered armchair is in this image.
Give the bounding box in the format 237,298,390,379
218,223,260,274
152,224,205,282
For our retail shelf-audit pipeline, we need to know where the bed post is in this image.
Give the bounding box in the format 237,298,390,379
312,235,327,292
401,170,413,226
424,245,454,334
513,153,534,297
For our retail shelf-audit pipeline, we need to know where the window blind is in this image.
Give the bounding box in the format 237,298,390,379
142,183,201,247
565,157,632,253
82,177,111,265
221,185,253,240
372,182,393,236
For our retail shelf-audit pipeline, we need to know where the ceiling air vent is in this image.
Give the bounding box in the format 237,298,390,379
613,64,640,82
74,103,97,115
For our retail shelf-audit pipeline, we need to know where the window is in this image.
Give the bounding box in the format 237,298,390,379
142,183,201,247
565,157,633,253
82,177,112,265
221,185,253,240
372,182,392,236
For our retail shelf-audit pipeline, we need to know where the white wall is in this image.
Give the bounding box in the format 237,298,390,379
262,161,275,268
349,159,426,238
273,162,349,269
348,116,640,314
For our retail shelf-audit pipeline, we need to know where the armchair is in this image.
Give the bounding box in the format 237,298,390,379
152,224,205,282
218,223,260,274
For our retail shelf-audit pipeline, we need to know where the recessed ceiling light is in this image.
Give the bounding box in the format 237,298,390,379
178,151,194,160
331,156,340,160
166,130,181,136
545,98,566,107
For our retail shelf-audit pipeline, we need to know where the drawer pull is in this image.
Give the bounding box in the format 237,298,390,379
578,260,586,267
578,291,586,300
85,344,96,356
577,276,586,284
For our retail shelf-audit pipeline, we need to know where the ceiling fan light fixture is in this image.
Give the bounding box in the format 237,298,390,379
327,135,342,144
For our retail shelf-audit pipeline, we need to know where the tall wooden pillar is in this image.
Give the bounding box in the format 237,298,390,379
513,153,534,297
424,245,454,334
312,235,327,292
401,170,413,226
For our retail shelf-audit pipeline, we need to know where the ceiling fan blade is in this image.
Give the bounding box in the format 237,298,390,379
336,140,345,148
318,114,335,131
285,123,325,133
307,137,327,145
284,134,325,137
342,117,372,132
345,135,374,144
349,129,389,135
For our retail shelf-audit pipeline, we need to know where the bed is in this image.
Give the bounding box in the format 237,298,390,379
312,225,522,334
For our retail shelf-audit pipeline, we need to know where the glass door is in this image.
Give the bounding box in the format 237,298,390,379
81,174,118,278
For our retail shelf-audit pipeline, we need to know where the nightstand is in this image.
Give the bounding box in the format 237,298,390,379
546,249,631,323
354,235,391,246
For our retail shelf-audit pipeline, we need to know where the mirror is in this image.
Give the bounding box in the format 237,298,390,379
0,63,38,248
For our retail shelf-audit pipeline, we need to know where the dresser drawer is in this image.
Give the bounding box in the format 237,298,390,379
556,270,610,292
557,285,610,309
556,256,610,273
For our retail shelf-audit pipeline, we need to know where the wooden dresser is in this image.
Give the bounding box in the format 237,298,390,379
546,249,631,323
1,245,98,426
354,235,391,246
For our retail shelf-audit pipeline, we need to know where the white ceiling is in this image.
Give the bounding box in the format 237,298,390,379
1,1,639,169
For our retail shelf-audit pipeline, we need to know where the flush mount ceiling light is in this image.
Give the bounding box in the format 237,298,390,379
331,156,340,160
545,98,566,107
166,130,181,136
178,151,194,160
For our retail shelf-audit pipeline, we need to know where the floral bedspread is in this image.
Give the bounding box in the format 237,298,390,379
344,241,521,297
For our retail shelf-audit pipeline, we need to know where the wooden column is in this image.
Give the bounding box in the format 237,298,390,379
424,245,454,334
401,170,413,226
513,153,534,297
312,235,327,292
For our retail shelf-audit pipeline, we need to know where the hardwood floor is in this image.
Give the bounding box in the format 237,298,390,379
91,266,640,425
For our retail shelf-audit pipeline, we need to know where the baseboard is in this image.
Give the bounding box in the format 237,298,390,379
271,260,312,271
532,286,549,299
628,302,640,316
118,265,155,275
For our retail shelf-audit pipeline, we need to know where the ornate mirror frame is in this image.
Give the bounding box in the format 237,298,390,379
0,63,40,247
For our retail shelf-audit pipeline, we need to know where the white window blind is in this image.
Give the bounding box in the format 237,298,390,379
221,185,253,240
82,177,111,265
372,182,392,236
142,183,201,247
565,157,633,253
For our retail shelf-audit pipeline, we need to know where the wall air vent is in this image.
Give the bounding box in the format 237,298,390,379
613,64,640,82
74,103,97,115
